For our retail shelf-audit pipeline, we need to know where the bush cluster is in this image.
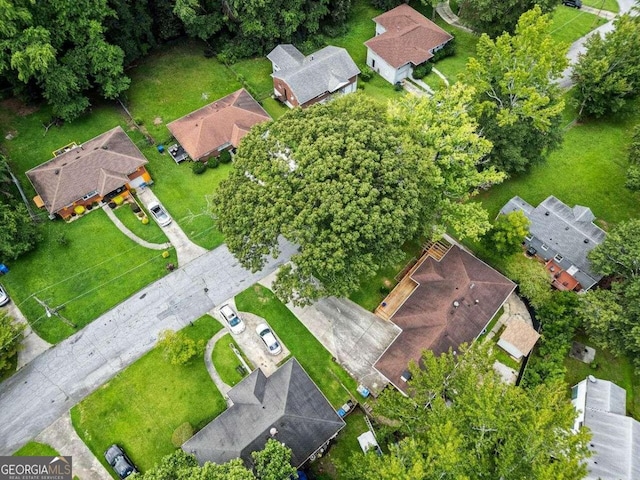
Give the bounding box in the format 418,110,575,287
359,65,374,82
412,61,433,79
192,161,207,175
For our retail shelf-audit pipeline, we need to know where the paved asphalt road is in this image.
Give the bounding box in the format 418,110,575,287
0,239,296,455
558,0,636,88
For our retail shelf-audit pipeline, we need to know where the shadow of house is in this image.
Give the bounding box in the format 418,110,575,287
374,245,515,395
167,89,271,162
182,358,345,469
26,126,151,220
500,196,606,291
267,45,360,109
364,4,453,85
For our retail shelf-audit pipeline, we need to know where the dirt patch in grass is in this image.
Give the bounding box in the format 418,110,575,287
1,98,39,117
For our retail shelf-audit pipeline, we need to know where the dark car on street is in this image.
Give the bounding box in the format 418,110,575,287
104,444,137,479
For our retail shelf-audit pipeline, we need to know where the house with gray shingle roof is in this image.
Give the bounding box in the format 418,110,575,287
267,45,360,108
571,377,640,479
500,196,606,291
182,358,345,469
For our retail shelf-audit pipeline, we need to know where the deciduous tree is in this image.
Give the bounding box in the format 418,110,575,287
458,0,560,37
491,210,530,255
251,439,297,480
0,202,41,260
504,254,553,310
213,90,500,304
340,343,590,480
0,310,24,374
463,6,567,173
626,125,640,191
572,14,640,118
157,329,204,366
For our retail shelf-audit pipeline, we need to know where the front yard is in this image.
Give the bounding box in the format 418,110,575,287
2,210,176,343
71,315,225,473
235,285,358,407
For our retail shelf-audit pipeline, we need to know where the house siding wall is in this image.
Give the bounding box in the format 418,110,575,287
273,78,300,108
273,75,358,109
367,49,410,84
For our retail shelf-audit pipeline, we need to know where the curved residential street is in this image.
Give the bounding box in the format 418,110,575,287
0,239,296,455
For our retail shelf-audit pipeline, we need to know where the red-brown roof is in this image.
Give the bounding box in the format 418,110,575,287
365,4,453,68
26,126,148,214
167,89,271,160
375,246,515,394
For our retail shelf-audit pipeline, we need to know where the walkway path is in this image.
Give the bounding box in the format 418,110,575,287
204,329,233,406
0,238,296,455
35,412,110,480
435,2,473,32
4,301,51,369
137,187,208,267
432,67,450,87
102,204,171,251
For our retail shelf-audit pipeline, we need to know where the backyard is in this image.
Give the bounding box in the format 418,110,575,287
71,315,225,473
235,284,358,407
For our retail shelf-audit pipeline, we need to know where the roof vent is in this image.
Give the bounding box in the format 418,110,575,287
270,427,278,436
584,239,589,244
102,145,108,150
453,301,460,308
588,375,597,383
545,211,550,216
475,299,479,304
54,169,60,175
400,370,412,382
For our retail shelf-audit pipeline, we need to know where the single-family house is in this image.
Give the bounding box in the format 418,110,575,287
497,319,540,360
267,45,360,108
167,88,271,162
374,242,515,394
26,126,151,220
182,358,345,468
364,4,453,85
500,196,606,291
571,377,640,479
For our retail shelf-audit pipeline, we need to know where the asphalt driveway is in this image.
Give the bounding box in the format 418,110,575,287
0,239,296,455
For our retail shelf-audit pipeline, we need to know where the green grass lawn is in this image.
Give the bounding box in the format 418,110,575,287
235,285,358,407
349,240,422,312
231,58,275,101
476,104,640,226
1,210,177,343
112,202,169,245
477,306,504,342
564,332,640,419
71,315,225,473
430,19,479,86
310,409,370,479
582,0,619,12
549,6,607,47
124,40,242,142
211,333,248,386
13,441,59,456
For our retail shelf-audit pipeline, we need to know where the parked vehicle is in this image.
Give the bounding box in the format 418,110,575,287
562,0,582,8
148,201,172,227
256,323,282,355
104,445,137,479
220,304,245,334
0,285,10,307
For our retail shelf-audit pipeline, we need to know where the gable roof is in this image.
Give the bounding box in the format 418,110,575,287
364,4,453,69
574,378,640,479
167,89,271,160
374,246,515,394
268,45,360,105
498,319,540,357
182,358,345,468
500,196,606,288
26,126,147,214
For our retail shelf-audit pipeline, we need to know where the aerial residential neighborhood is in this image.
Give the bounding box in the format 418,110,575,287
0,0,639,479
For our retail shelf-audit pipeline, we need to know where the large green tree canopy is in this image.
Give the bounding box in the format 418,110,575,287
340,344,590,480
458,0,560,37
463,6,567,174
213,89,502,304
0,0,131,121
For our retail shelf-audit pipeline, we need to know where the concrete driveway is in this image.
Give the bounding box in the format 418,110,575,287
259,273,400,394
0,238,296,455
210,301,289,376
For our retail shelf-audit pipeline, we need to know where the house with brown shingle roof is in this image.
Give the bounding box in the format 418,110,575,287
497,319,540,360
26,126,151,220
167,89,271,161
374,244,515,394
364,4,453,85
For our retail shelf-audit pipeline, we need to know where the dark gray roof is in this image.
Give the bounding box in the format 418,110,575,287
500,196,606,289
182,358,345,468
267,45,360,105
579,378,640,480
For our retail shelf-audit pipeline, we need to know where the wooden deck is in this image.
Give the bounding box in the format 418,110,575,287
375,238,453,321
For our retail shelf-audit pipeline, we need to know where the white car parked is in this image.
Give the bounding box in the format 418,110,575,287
256,323,282,356
148,201,172,227
220,304,245,334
